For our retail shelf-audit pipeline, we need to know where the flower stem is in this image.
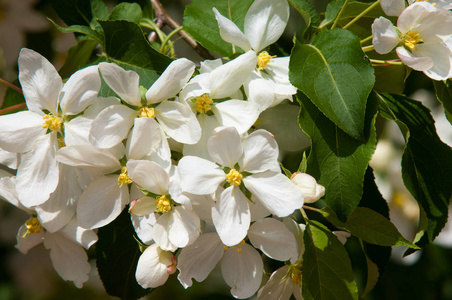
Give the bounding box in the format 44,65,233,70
300,208,309,222
0,78,22,94
343,0,381,29
362,45,374,53
302,205,321,213
160,26,183,54
331,0,351,29
370,59,403,66
360,35,373,44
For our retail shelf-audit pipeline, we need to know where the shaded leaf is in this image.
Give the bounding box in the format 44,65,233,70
49,20,103,42
290,29,375,140
433,79,452,124
322,0,345,27
378,93,452,248
59,39,98,78
183,0,254,57
298,91,377,221
302,220,358,300
51,0,92,26
109,2,143,24
96,208,151,300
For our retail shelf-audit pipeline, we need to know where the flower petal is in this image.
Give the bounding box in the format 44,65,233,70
257,265,294,300
380,0,406,17
244,0,289,52
207,126,243,168
212,7,250,51
18,48,62,114
153,213,177,251
131,213,156,244
212,186,250,246
177,233,224,288
371,17,399,55
221,243,263,299
178,156,225,195
240,129,279,173
244,172,304,217
396,46,433,71
212,100,260,134
16,224,44,254
126,117,162,160
168,206,201,248
59,217,99,249
146,58,195,104
127,159,170,195
98,62,141,106
136,244,173,288
183,114,221,161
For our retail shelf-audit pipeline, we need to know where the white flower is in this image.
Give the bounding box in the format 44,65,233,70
135,244,177,288
291,172,325,203
372,2,452,80
127,160,200,251
90,59,200,148
178,127,304,246
0,48,101,207
381,0,452,17
212,0,296,109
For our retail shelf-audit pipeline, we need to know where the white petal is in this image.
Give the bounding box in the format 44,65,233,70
89,104,137,148
177,233,224,288
59,65,101,116
0,110,45,153
240,129,280,173
208,126,243,168
291,172,325,203
212,100,260,134
168,166,192,208
136,244,174,288
43,231,91,288
244,0,290,52
18,48,62,114
212,186,250,246
35,164,80,232
76,175,129,229
0,176,32,211
199,58,224,74
244,172,304,217
153,213,177,251
126,117,162,160
59,217,98,249
131,213,156,244
168,206,201,248
415,43,452,80
148,130,172,172
380,0,406,16
0,148,19,169
283,218,306,261
183,114,221,161
221,243,263,299
146,58,195,104
56,144,122,174
209,51,257,99
127,159,170,195
257,265,294,300
178,156,225,195
16,133,59,207
212,7,251,51
371,17,399,54
99,62,141,106
245,76,276,111
396,46,434,71
129,196,157,216
155,101,201,144
16,224,44,254
248,218,298,262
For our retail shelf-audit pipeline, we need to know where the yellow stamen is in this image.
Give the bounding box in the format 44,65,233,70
139,107,155,118
42,114,63,131
118,167,132,187
224,245,229,250
257,51,276,70
226,169,242,186
403,30,423,51
237,248,243,253
290,266,302,285
22,217,44,237
155,195,172,213
194,94,213,114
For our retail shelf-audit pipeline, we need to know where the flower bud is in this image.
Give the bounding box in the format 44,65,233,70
291,172,325,203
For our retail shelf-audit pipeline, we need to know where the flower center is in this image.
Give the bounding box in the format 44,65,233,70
403,30,423,51
226,169,242,186
289,264,302,285
139,107,155,118
224,240,246,253
118,167,132,187
194,94,213,114
257,51,276,70
22,217,44,237
155,195,172,213
42,114,63,131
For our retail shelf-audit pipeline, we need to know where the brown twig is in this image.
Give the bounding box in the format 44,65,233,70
150,0,214,59
0,103,27,115
0,78,22,94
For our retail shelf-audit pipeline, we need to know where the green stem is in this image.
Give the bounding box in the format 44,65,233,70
0,78,22,94
360,35,373,44
331,0,351,29
362,45,374,53
140,19,167,43
300,208,309,222
343,0,380,29
160,26,183,54
370,59,403,66
302,205,321,213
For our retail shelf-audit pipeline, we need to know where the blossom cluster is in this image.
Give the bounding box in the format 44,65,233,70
372,0,452,80
0,0,326,298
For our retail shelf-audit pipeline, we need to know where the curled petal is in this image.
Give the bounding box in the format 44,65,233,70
212,7,250,51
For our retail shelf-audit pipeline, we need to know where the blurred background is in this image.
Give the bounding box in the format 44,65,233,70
0,0,451,299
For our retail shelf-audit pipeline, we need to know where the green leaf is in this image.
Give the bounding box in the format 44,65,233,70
109,3,143,24
49,19,103,42
290,29,375,140
298,91,377,221
433,79,452,124
340,1,385,19
99,20,172,82
51,0,92,26
59,39,98,78
322,0,346,27
96,208,151,300
1,84,25,114
378,93,452,248
183,0,254,57
345,207,419,249
91,0,109,20
298,152,308,173
373,64,409,94
289,0,321,27
302,220,358,300
360,240,380,298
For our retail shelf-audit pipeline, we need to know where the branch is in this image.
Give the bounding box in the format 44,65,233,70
0,103,27,115
0,78,22,94
151,0,214,59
